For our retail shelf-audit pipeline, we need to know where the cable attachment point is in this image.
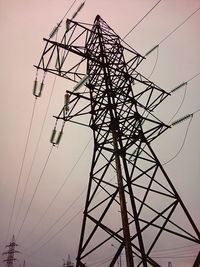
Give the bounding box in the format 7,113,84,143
171,113,193,126
50,120,65,146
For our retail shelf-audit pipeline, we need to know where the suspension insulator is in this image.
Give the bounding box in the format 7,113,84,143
49,22,61,39
71,11,78,20
171,82,187,93
50,129,57,144
66,20,71,31
33,80,44,98
40,82,44,96
145,45,159,57
76,1,85,13
56,130,63,145
64,93,70,112
171,113,193,126
33,79,38,96
73,75,89,92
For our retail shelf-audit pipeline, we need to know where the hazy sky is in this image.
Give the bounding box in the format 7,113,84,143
0,0,200,267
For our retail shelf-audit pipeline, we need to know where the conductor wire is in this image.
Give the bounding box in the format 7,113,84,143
27,210,82,257
123,0,162,39
22,138,91,242
163,116,193,165
159,6,200,46
5,97,37,243
16,145,54,240
13,76,57,235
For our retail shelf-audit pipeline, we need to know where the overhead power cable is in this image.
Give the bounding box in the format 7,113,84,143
187,71,200,83
5,97,37,244
27,210,82,257
22,138,91,242
61,0,78,22
163,115,193,165
152,255,196,259
152,243,199,253
16,145,54,240
26,186,86,251
168,71,200,123
145,6,200,56
163,107,200,165
26,169,117,253
13,76,57,235
123,0,162,39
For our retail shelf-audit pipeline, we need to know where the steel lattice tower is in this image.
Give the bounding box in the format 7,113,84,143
2,235,20,267
35,15,200,267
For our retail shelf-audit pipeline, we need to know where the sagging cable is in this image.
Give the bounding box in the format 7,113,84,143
170,113,193,127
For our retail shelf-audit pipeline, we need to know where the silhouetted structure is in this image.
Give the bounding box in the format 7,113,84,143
35,15,200,267
2,235,20,267
63,255,74,267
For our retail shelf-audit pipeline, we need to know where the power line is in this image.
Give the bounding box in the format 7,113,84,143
13,76,57,236
152,255,196,259
159,6,200,46
123,0,162,39
27,210,82,257
193,108,200,115
152,243,200,253
26,186,86,252
145,5,200,56
26,161,117,253
163,115,193,165
22,139,91,243
61,0,78,22
188,71,200,83
163,106,200,165
5,97,37,244
16,145,54,240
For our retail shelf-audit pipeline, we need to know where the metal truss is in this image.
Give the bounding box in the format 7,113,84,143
35,15,200,267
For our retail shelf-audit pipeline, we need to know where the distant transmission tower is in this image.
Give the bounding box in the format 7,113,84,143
63,255,74,267
2,235,20,267
35,15,200,267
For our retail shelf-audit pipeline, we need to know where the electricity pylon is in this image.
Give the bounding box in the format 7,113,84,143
63,255,74,267
2,235,20,267
35,15,200,267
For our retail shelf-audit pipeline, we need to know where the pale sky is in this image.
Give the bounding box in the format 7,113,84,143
0,1,200,267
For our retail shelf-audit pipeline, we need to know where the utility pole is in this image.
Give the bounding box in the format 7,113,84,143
2,235,20,267
35,15,200,267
